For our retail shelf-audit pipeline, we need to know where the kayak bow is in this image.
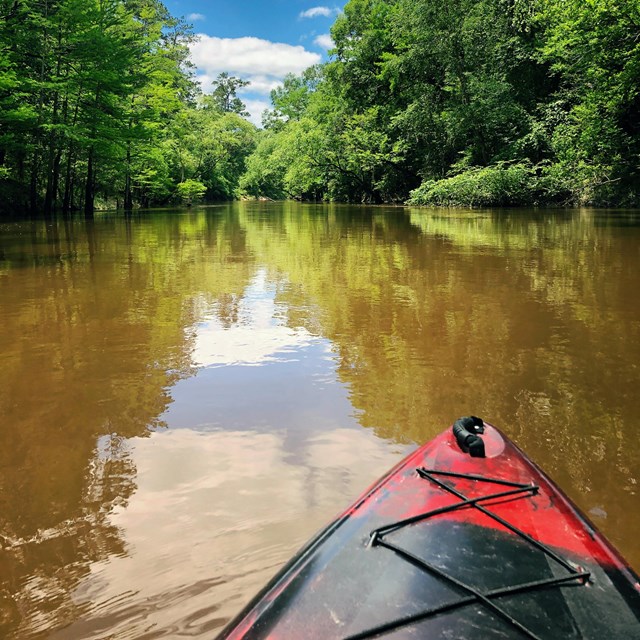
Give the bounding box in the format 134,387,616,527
218,418,640,639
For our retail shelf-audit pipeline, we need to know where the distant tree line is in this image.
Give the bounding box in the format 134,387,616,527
242,0,640,207
0,0,256,216
2,0,638,213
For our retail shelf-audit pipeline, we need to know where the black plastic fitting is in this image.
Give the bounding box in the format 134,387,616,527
453,416,486,458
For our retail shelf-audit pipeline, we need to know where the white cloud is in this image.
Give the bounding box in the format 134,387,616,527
194,73,212,92
193,270,318,368
299,6,334,18
189,35,322,124
186,13,205,22
190,35,321,82
242,99,273,127
314,34,334,50
238,74,282,96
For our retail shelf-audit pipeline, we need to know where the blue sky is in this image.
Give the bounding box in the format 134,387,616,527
165,1,344,124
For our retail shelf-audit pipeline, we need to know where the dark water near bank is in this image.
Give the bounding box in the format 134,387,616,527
1,203,639,638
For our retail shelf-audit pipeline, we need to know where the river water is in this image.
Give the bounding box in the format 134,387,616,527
0,203,639,638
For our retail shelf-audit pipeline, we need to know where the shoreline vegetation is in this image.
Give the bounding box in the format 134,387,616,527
1,0,639,217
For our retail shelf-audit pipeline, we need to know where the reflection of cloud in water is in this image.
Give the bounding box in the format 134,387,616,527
193,269,318,368
56,428,411,639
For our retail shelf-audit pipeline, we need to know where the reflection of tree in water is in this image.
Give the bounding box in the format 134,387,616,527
0,209,255,638
215,293,242,328
2,204,639,636
0,435,136,635
239,203,640,566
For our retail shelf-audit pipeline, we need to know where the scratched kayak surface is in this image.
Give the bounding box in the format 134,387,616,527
218,419,640,640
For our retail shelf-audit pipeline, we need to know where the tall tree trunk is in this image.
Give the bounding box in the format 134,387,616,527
62,89,81,215
44,29,65,216
29,154,39,215
51,149,62,211
32,0,50,216
84,146,95,218
44,97,60,215
124,142,133,211
62,147,74,215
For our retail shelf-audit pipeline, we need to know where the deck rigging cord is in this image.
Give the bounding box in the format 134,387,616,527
346,468,591,640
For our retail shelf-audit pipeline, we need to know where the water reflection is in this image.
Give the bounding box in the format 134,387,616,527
49,427,405,639
0,204,639,639
193,269,317,369
0,209,251,637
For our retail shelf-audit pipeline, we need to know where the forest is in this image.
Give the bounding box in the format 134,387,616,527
0,0,256,216
1,0,639,214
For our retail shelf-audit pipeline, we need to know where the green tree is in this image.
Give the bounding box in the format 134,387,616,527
177,178,206,204
539,0,640,205
264,66,323,129
0,0,199,216
120,2,197,210
239,131,290,199
210,72,249,115
165,102,257,201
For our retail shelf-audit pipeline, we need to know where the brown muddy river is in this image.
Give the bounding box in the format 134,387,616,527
1,203,639,639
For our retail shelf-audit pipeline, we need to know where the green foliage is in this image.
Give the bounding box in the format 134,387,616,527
0,1,256,215
239,132,291,200
3,0,638,210
408,163,539,207
167,107,257,201
263,67,323,129
241,0,640,207
177,179,207,204
210,72,249,116
537,0,640,205
240,119,326,200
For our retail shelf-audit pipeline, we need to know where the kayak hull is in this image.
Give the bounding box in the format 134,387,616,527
218,423,640,639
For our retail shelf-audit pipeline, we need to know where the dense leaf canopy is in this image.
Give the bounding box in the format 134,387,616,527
247,0,640,207
1,0,638,212
0,0,257,215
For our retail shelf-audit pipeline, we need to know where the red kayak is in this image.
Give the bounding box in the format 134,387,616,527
218,418,640,639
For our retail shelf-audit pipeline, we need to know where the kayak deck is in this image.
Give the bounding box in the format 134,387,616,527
218,422,640,639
